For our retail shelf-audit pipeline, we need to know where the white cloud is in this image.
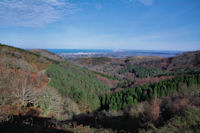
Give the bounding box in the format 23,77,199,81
138,0,154,6
0,0,80,27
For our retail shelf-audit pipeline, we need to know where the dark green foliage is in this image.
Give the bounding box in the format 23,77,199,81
192,122,200,133
116,81,127,88
116,79,132,88
157,70,199,77
46,62,110,110
118,65,162,78
93,71,123,81
101,72,200,110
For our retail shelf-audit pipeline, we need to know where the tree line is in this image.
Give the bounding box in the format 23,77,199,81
100,72,200,110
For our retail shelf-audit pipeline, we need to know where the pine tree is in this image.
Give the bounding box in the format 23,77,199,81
136,87,142,101
101,95,106,106
160,89,165,96
126,96,133,106
198,74,200,84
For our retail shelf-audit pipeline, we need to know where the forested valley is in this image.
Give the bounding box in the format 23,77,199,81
0,43,200,133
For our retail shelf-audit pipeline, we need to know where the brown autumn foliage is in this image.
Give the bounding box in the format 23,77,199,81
0,50,50,120
0,45,52,70
97,75,119,88
133,51,200,71
145,98,161,122
29,49,63,61
163,97,190,115
0,62,48,104
133,76,174,87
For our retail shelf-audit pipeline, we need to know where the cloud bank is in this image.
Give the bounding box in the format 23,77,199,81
0,0,80,27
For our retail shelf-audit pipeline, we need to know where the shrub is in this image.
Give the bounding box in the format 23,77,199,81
153,107,200,132
12,51,21,58
35,86,80,120
1,48,9,55
39,57,46,63
124,102,146,117
164,98,189,115
16,59,38,73
145,99,161,122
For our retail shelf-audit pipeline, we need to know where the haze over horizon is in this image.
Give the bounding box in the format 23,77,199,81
0,0,200,51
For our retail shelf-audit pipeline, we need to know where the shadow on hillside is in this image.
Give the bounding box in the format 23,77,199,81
0,115,72,133
70,113,143,132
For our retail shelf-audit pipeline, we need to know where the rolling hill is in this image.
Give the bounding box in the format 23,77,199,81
0,44,110,120
0,43,200,133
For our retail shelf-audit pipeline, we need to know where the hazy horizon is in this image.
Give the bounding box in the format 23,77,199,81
28,48,188,52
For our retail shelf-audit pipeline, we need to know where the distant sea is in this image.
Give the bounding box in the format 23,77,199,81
48,49,112,53
47,49,185,58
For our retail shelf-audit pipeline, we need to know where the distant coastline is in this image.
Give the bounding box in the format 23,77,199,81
47,49,184,59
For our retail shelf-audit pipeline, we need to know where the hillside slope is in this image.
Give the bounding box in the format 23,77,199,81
72,51,200,89
1,44,200,133
29,49,64,61
135,50,200,71
0,44,110,121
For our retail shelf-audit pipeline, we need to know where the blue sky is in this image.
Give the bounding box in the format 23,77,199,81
0,0,200,51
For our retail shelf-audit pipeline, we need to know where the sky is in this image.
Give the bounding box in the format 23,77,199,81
0,0,200,51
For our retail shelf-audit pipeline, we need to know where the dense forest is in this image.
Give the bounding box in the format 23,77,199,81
101,72,200,110
118,65,163,78
46,62,109,111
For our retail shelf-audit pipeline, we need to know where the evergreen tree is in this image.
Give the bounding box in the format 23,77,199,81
126,96,133,106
